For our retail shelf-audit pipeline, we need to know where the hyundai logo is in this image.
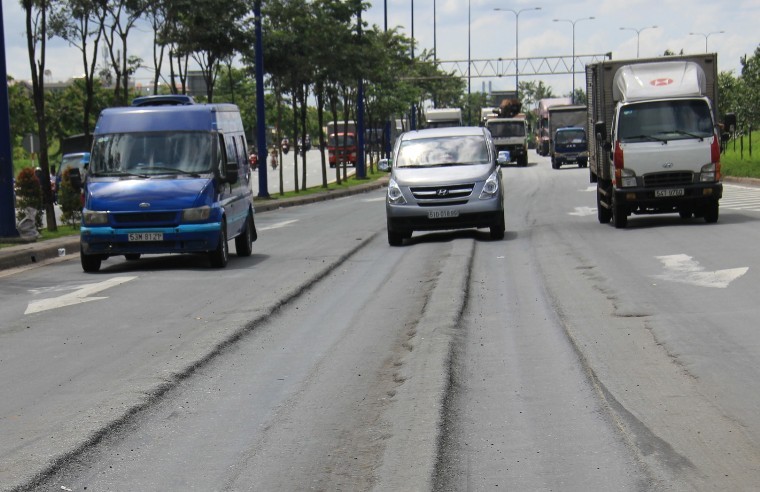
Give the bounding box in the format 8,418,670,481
437,189,449,197
139,202,151,208
662,162,674,169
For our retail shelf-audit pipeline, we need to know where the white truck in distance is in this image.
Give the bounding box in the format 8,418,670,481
424,108,462,128
485,117,528,167
586,53,735,228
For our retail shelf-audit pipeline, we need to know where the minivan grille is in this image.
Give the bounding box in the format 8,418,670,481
410,184,474,206
642,172,694,187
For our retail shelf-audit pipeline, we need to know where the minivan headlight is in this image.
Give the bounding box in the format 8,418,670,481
182,205,211,222
83,210,108,225
479,171,500,199
387,177,406,205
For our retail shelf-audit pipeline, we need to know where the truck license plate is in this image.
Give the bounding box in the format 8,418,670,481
428,209,459,219
655,188,685,197
128,232,163,241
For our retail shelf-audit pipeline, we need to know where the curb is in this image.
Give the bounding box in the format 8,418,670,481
0,177,390,272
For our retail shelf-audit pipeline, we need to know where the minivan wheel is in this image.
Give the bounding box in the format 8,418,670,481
209,220,229,267
490,213,506,240
388,229,404,246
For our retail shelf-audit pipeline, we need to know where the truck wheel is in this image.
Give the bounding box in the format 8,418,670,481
81,247,102,273
612,194,628,229
519,155,528,167
209,220,229,267
597,186,612,224
704,200,719,223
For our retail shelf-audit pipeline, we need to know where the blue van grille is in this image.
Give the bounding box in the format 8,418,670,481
112,212,178,225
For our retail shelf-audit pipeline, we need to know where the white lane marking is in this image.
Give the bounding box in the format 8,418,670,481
569,206,597,217
652,254,748,289
25,276,138,314
362,197,386,202
259,219,298,231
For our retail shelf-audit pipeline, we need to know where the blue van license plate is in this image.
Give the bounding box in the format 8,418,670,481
128,232,163,241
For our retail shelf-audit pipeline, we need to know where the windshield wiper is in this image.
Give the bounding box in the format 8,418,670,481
144,166,202,177
92,170,149,178
623,134,667,143
666,130,705,141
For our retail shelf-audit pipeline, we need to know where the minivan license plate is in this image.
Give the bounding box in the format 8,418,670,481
128,232,163,241
428,210,459,219
655,188,685,197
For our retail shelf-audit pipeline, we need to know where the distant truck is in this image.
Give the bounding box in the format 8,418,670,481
547,104,587,169
551,127,587,169
536,97,572,156
586,53,734,228
484,98,528,166
327,120,357,168
424,108,462,128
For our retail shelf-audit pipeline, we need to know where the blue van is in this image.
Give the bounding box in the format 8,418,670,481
80,96,256,272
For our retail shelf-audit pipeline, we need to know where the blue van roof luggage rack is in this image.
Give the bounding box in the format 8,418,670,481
131,95,196,107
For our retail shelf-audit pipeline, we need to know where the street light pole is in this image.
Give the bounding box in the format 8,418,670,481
619,25,658,58
689,31,724,53
553,16,594,104
493,6,541,100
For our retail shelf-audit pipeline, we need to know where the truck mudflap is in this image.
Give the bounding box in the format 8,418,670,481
614,182,722,215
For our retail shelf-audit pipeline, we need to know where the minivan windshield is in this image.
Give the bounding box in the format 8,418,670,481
396,135,491,168
90,132,214,176
618,99,713,143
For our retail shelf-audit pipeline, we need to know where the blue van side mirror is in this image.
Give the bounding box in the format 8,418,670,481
225,161,239,184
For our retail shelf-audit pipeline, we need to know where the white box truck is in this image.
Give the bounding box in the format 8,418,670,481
586,53,734,228
424,108,462,128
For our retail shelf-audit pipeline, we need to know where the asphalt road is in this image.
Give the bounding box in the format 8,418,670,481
3,153,760,491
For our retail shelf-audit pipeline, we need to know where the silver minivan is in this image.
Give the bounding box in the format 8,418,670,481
385,126,505,245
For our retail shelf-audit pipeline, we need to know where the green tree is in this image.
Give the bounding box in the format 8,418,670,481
48,0,103,137
22,0,57,231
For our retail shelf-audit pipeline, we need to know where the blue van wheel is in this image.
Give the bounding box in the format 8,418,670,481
81,247,102,273
235,214,254,257
209,220,229,268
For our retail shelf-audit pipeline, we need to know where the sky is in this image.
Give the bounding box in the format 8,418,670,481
2,0,759,102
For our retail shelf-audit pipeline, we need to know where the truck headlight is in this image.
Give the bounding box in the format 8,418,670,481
182,205,211,222
387,177,406,205
480,171,500,199
83,210,108,225
700,163,717,182
620,168,637,188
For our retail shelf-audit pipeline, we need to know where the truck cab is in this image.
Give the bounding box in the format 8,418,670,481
589,57,727,228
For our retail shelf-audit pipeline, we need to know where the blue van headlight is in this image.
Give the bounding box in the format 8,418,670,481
83,210,108,225
182,205,211,222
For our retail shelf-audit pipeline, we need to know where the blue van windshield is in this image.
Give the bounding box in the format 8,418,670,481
90,132,214,176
